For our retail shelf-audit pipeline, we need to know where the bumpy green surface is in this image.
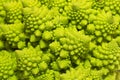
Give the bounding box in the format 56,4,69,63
0,51,17,80
0,21,26,49
86,10,120,43
49,27,91,67
61,60,109,80
92,0,120,14
16,46,51,79
0,0,120,80
88,40,120,71
0,2,6,24
3,1,23,23
22,0,41,7
36,70,60,80
23,6,62,43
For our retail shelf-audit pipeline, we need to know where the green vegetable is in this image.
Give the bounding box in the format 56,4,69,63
0,51,17,80
3,0,23,23
0,0,119,80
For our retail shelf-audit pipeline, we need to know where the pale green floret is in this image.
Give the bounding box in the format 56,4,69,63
30,34,37,42
87,24,95,33
0,21,26,49
0,51,17,80
60,50,69,58
71,0,92,9
49,27,91,66
0,0,119,79
86,10,120,43
15,46,51,79
53,27,65,39
60,60,109,80
49,41,61,53
36,70,60,80
3,1,23,23
22,0,41,7
0,40,4,49
80,19,88,26
42,31,52,41
88,39,120,71
0,2,6,23
39,39,48,49
38,61,48,71
103,0,120,15
57,59,71,69
23,6,61,45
